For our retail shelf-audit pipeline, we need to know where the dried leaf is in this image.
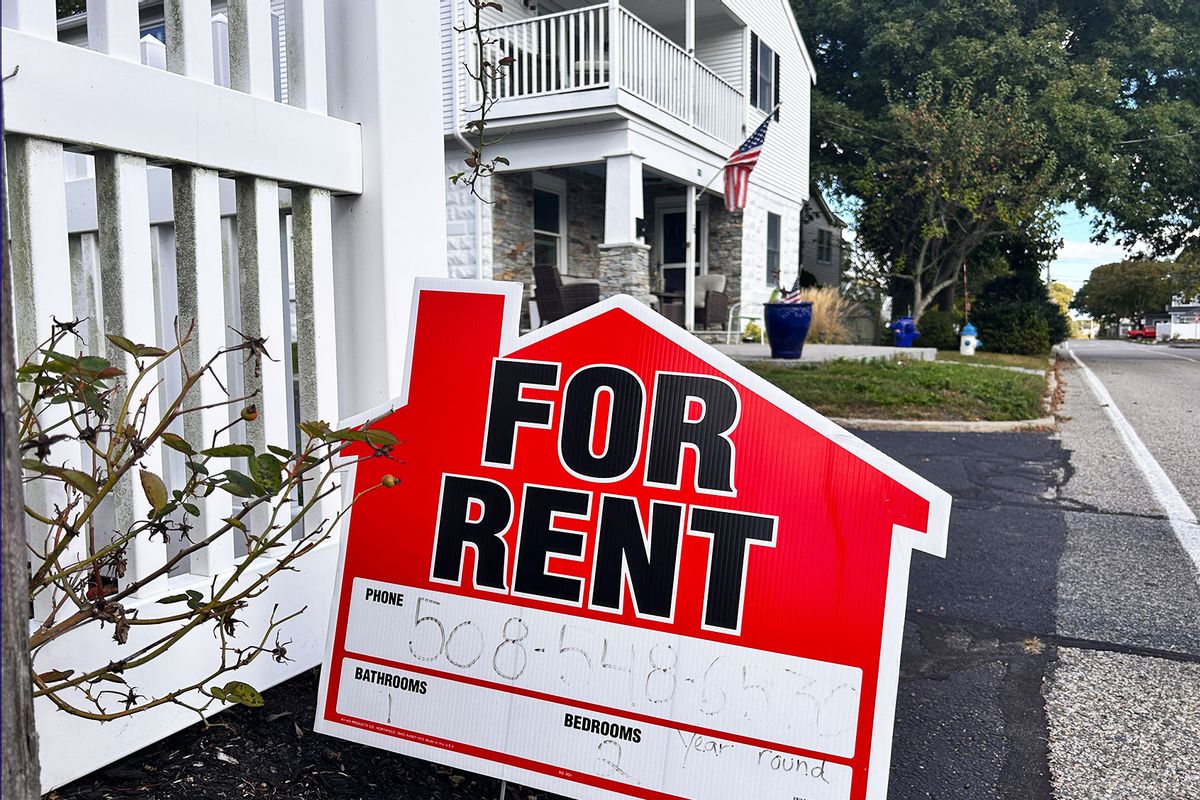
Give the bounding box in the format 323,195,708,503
220,680,264,708
36,669,75,683
140,470,169,514
161,433,196,456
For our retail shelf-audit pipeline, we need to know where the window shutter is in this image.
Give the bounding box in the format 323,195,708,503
773,52,781,120
749,32,759,108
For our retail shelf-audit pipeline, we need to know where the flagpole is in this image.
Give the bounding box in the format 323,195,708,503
683,103,781,331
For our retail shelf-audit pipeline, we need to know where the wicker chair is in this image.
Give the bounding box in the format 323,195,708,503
532,263,600,325
694,273,731,330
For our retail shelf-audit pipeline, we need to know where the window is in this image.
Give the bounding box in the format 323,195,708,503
750,33,781,119
766,212,781,287
533,174,567,273
816,229,833,263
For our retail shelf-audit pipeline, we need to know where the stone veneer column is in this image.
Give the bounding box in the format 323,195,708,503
598,242,653,305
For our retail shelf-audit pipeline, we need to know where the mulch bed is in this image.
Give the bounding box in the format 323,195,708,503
49,668,567,800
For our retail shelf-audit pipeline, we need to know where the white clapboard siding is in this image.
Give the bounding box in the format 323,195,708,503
695,19,744,90
723,0,813,198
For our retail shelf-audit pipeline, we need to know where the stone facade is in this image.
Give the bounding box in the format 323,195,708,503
490,171,535,325
598,243,652,305
554,167,604,280
706,196,743,310
490,167,610,326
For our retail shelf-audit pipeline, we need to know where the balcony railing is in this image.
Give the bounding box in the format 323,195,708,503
471,4,745,146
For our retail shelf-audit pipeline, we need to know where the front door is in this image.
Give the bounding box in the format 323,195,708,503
655,201,707,293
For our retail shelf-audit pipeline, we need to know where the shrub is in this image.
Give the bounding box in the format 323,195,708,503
797,286,851,343
974,299,1052,354
917,309,961,350
972,273,1069,354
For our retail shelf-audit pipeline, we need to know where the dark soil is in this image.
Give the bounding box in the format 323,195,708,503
48,668,567,800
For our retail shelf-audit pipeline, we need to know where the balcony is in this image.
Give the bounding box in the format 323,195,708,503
467,3,745,147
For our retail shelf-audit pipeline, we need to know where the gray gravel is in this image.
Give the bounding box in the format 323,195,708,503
1046,647,1200,800
1061,341,1200,520
1057,510,1200,654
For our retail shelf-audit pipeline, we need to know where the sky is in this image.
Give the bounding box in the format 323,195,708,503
1046,205,1132,292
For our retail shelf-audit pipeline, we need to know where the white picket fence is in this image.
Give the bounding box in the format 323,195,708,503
2,1,447,791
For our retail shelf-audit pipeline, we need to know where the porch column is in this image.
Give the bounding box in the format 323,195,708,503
685,183,697,330
599,152,652,305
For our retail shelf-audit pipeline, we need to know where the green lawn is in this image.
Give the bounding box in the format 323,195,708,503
935,351,1053,371
747,358,1047,421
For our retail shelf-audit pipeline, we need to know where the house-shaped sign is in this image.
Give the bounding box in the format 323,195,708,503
316,279,951,800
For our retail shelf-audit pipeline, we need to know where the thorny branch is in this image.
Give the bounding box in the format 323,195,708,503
451,0,514,201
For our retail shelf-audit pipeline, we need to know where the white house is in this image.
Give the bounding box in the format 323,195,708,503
440,0,817,331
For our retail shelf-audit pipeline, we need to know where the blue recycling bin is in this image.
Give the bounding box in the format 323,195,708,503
889,317,921,348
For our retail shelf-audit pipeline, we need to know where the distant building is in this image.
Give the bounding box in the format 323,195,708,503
799,186,846,288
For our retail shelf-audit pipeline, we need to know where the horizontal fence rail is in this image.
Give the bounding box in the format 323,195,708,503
470,4,745,146
3,0,354,790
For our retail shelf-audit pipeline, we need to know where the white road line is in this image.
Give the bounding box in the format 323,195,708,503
1157,350,1200,364
1067,346,1200,579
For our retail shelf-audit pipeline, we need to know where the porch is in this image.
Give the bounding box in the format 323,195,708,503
486,164,745,332
464,0,747,149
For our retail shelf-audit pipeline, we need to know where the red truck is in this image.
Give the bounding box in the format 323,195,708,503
1126,324,1158,340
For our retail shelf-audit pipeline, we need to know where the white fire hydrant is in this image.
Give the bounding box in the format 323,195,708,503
959,322,980,356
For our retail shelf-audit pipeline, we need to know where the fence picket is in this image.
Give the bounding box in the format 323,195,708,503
1,0,55,38
173,166,235,575
284,0,326,113
6,135,87,620
291,188,340,533
94,151,170,598
233,177,292,494
85,0,141,62
228,0,274,98
165,0,215,80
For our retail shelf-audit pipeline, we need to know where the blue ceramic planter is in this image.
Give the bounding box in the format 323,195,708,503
764,301,813,359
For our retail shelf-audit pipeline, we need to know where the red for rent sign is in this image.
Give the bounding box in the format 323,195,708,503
315,280,951,800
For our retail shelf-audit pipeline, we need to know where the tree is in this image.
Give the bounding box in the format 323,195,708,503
851,79,1059,321
1070,260,1174,323
1049,282,1074,316
1170,255,1200,304
794,0,1200,285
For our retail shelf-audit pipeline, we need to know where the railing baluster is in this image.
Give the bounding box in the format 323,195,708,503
567,12,576,90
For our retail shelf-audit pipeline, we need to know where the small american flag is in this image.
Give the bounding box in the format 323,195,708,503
724,116,772,211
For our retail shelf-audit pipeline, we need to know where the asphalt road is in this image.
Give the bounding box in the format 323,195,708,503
861,339,1200,800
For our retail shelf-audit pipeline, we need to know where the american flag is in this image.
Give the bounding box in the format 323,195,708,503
724,116,772,211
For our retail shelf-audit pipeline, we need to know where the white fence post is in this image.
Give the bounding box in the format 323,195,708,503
324,0,448,414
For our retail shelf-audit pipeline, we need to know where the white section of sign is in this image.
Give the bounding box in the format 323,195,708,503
337,657,853,800
344,579,862,759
